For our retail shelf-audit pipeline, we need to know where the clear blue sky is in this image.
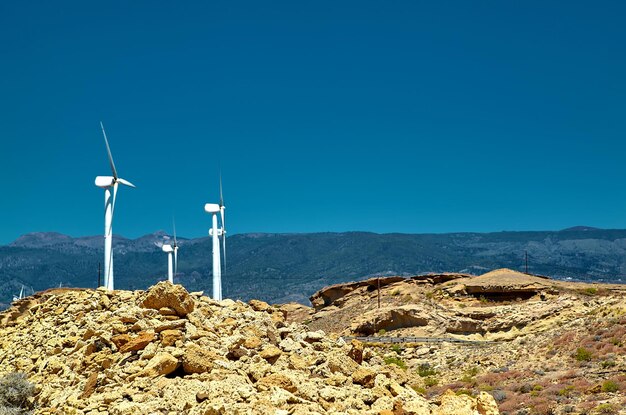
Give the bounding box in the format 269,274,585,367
1,1,625,244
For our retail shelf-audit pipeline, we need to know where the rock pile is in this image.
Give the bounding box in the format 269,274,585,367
0,282,498,415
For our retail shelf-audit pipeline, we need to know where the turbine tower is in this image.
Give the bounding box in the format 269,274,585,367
94,122,136,290
162,243,174,283
162,220,179,284
173,219,179,279
204,176,226,301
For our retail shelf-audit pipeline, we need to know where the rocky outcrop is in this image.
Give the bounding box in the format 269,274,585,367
352,306,431,335
0,282,500,414
310,276,405,308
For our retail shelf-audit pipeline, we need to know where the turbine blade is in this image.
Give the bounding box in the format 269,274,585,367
220,208,225,234
173,218,177,247
219,171,224,207
111,182,119,224
116,178,136,188
100,122,118,179
221,232,226,271
174,247,178,276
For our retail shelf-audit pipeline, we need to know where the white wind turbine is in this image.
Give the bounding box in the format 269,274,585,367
12,285,25,302
161,220,179,284
204,175,226,301
94,122,136,290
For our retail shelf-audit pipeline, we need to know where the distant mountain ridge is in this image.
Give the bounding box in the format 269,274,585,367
1,227,626,309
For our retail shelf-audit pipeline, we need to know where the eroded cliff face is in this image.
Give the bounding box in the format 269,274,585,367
298,269,626,340
281,269,626,414
0,282,498,415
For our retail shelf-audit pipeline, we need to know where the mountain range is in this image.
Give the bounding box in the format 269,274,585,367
1,226,625,309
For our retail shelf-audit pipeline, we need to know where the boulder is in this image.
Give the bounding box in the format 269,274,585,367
182,344,221,374
141,282,195,317
477,392,499,415
160,329,183,347
118,331,156,353
259,345,282,363
130,352,179,379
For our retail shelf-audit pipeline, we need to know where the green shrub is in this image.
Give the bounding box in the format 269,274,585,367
557,385,574,397
575,347,593,362
600,360,616,369
384,356,407,370
0,372,34,414
423,376,438,387
377,329,386,336
417,363,437,377
460,366,479,384
601,380,619,393
412,385,426,395
391,345,402,354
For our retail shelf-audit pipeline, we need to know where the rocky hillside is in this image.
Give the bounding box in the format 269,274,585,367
2,227,626,309
0,283,499,415
280,269,626,414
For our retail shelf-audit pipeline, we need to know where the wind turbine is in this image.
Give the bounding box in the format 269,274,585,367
162,220,179,284
12,285,24,302
162,243,174,283
173,219,179,278
94,122,136,290
204,176,226,301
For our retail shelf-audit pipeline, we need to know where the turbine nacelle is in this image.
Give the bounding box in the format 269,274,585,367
95,176,115,188
162,244,174,253
204,203,220,214
95,176,136,189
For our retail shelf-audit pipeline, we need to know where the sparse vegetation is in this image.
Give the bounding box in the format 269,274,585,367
581,287,598,295
411,385,427,395
601,380,619,393
384,356,407,370
423,376,438,387
0,372,34,415
391,345,402,354
416,363,437,377
574,347,593,362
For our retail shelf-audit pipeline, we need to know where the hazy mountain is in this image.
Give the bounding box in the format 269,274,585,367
1,227,625,309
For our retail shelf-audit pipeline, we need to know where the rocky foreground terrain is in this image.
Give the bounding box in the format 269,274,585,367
279,269,626,414
0,282,499,415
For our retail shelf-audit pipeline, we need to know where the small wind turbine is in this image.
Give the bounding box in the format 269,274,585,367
162,220,179,284
162,243,174,283
204,175,226,301
94,122,136,290
12,285,24,302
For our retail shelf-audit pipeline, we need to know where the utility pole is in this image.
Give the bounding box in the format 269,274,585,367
525,251,529,274
98,262,101,287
